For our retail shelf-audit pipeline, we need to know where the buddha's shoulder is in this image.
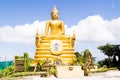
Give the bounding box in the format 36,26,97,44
46,20,64,24
58,20,64,23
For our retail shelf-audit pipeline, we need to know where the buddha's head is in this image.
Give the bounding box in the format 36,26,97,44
51,6,59,20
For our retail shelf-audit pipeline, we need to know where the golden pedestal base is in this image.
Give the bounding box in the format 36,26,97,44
34,36,75,64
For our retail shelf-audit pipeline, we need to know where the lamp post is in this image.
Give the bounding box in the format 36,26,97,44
5,56,7,68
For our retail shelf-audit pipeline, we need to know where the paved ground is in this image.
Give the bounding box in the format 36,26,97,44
1,70,120,80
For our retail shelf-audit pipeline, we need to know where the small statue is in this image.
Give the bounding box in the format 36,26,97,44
71,31,76,47
54,58,62,66
84,49,92,59
83,50,95,76
35,29,40,47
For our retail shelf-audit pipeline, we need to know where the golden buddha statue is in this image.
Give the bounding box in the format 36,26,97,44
33,6,76,65
42,6,64,37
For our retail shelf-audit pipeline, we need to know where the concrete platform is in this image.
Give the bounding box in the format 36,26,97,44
56,66,84,78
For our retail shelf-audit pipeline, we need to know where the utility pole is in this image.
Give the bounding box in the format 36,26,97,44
5,56,7,68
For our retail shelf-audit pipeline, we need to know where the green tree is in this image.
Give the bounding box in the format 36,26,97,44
98,58,112,68
113,45,120,68
98,43,114,57
98,43,120,68
74,52,86,66
84,49,96,62
24,52,30,72
84,49,92,58
112,55,117,67
98,43,114,67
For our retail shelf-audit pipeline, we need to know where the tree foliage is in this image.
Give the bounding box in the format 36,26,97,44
24,52,30,72
74,50,95,66
98,43,120,68
0,66,14,78
84,49,96,62
98,43,115,57
98,58,112,68
36,60,45,71
74,52,86,66
84,49,92,58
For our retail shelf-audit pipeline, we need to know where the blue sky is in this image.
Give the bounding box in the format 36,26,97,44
0,0,120,61
0,0,120,26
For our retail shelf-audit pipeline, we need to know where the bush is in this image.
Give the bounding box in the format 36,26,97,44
10,72,46,77
49,67,56,75
36,60,45,71
98,58,113,68
94,67,117,73
0,70,4,78
0,66,14,78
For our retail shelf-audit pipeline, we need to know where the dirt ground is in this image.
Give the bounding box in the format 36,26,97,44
0,70,120,80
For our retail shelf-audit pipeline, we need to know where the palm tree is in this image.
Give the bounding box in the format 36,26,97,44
74,52,86,66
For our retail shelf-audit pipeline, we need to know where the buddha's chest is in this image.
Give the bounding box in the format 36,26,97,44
49,21,61,27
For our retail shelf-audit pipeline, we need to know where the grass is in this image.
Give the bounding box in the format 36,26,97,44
93,67,117,73
10,71,47,77
0,71,47,79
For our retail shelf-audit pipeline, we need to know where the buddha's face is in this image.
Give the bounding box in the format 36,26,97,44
51,11,59,20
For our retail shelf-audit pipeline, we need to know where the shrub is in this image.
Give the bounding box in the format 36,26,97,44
0,66,14,78
49,67,56,75
10,72,46,77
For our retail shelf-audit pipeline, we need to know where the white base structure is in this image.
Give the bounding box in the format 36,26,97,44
56,66,84,78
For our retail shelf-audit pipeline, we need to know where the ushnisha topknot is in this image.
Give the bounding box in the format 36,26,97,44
51,6,59,14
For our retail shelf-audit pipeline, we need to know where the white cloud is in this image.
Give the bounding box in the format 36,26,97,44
108,17,120,41
0,20,46,44
0,15,120,44
1,15,120,61
66,15,117,42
